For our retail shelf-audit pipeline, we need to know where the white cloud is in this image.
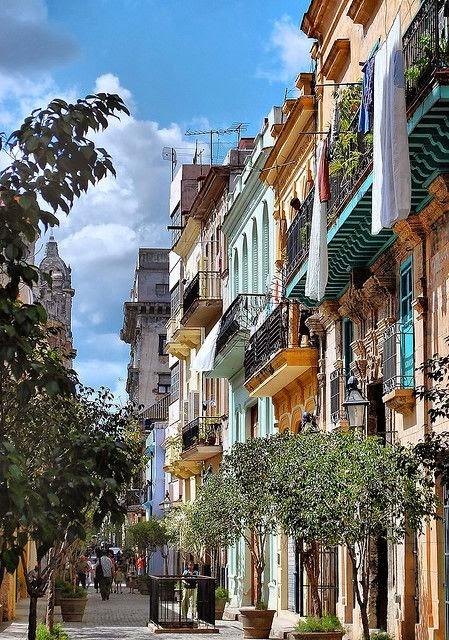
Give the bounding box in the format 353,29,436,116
257,15,311,84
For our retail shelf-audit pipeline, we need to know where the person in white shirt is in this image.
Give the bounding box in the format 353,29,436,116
96,551,113,601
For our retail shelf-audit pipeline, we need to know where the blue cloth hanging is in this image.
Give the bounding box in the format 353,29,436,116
358,55,376,133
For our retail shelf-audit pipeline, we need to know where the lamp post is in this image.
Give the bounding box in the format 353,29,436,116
161,491,171,513
342,376,369,431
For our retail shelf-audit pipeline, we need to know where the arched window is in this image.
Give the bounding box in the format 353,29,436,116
252,219,259,293
233,248,239,297
242,235,248,293
262,202,269,291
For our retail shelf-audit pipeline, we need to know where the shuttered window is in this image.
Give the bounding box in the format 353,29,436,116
262,203,269,291
242,235,248,293
252,220,259,293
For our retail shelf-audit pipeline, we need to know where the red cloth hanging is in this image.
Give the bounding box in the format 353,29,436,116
318,138,331,203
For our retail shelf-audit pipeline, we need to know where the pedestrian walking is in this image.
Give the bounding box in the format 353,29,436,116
76,554,89,589
127,558,137,594
114,562,125,594
93,548,101,593
136,554,145,576
181,560,199,620
95,550,113,601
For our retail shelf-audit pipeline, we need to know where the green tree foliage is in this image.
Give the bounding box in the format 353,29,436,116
127,518,168,568
272,430,435,639
190,437,281,606
0,384,141,640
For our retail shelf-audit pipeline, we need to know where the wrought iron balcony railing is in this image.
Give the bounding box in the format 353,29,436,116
182,271,221,317
244,301,311,381
215,294,267,356
383,322,415,395
286,0,447,282
182,416,222,452
403,0,447,104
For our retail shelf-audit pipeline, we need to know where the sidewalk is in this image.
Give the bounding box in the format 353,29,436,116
0,589,294,639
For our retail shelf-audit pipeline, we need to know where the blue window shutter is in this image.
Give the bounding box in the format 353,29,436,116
399,257,414,385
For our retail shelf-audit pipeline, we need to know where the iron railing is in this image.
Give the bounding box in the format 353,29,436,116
286,0,448,282
182,416,222,452
142,394,170,424
383,322,415,394
403,0,447,103
182,272,221,317
149,575,216,630
244,301,310,381
215,294,267,356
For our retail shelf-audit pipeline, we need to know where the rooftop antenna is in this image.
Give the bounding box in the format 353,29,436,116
162,147,177,180
185,123,248,165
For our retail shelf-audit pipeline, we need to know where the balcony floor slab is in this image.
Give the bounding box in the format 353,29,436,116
245,347,318,398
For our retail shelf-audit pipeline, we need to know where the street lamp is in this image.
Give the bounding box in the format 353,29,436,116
342,376,369,431
161,491,171,513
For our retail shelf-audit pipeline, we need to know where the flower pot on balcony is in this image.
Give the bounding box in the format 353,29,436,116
239,607,276,639
60,597,87,622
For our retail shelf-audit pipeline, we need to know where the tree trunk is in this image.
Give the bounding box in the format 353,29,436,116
301,541,322,618
255,565,263,606
163,555,169,575
0,562,5,590
46,571,55,633
28,595,38,640
359,602,370,640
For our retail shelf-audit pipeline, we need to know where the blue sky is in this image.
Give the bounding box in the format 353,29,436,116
0,0,310,401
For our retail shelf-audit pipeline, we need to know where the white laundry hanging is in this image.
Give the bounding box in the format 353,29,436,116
305,141,328,301
191,320,221,372
372,14,411,235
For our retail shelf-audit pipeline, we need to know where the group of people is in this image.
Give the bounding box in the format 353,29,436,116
75,550,146,601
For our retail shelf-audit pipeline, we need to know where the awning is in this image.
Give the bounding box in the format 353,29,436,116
191,320,221,372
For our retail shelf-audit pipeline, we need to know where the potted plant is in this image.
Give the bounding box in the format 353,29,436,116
215,587,229,620
137,574,151,595
59,584,88,622
239,600,276,639
287,614,345,640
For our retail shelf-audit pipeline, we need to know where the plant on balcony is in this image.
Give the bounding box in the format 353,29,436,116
329,85,372,195
272,430,436,640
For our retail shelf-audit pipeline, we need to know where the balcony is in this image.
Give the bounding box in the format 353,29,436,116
142,394,170,427
166,304,201,359
286,0,449,303
181,416,223,461
382,322,415,415
207,294,267,379
244,301,318,398
181,271,222,327
163,434,199,479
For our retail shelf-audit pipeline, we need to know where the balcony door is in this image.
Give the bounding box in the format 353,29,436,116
399,257,414,386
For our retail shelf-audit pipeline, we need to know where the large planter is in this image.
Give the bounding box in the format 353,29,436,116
54,589,62,607
215,598,227,620
60,597,88,622
239,607,276,639
287,632,345,640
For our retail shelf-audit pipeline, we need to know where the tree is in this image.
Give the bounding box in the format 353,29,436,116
191,437,280,607
273,430,435,639
127,518,168,572
0,384,141,640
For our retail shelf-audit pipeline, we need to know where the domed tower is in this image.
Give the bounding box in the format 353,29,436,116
37,234,76,366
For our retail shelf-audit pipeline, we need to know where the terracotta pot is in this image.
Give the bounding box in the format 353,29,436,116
239,607,276,639
60,597,87,622
215,598,227,620
287,632,344,640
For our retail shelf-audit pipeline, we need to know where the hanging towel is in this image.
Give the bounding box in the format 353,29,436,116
318,137,331,202
372,14,411,235
191,320,221,372
358,56,375,134
305,141,328,302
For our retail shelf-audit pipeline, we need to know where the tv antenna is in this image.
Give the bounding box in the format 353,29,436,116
185,122,248,165
162,147,177,179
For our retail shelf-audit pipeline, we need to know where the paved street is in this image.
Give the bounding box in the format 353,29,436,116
0,589,245,640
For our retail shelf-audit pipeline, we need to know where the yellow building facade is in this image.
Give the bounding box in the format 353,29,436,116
247,0,449,637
